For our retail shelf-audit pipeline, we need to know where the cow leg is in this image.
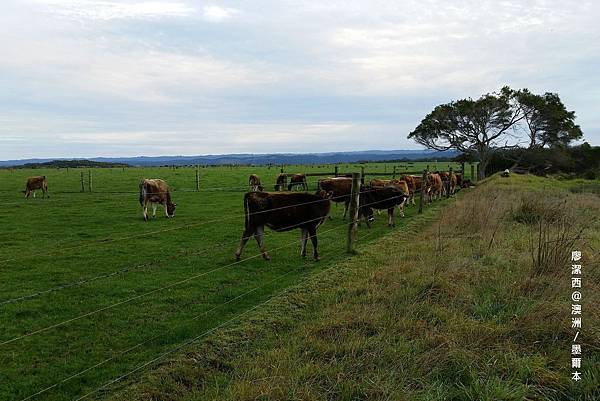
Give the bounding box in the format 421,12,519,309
254,225,270,260
388,208,395,227
397,200,405,217
235,226,254,261
33,191,36,198
143,202,148,221
300,228,308,257
308,226,319,261
343,199,349,219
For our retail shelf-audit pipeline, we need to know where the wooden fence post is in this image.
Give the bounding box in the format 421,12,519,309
418,169,427,214
80,171,84,192
346,172,361,254
334,165,339,177
195,166,200,191
470,164,476,182
88,170,93,192
392,166,396,179
360,166,365,184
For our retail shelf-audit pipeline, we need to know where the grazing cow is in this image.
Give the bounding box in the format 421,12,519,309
139,179,176,221
24,176,49,198
427,173,443,202
369,179,410,217
248,174,263,192
317,177,353,219
274,173,287,191
288,173,308,191
235,190,332,261
359,185,407,228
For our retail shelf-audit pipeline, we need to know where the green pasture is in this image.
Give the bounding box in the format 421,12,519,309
0,162,462,401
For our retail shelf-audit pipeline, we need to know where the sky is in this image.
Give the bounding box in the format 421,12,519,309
0,0,599,159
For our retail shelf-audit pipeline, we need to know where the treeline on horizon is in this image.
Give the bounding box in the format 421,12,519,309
3,159,131,169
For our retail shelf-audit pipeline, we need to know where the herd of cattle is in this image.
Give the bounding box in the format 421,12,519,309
21,171,471,261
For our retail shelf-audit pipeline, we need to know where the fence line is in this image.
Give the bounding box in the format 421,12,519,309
20,216,390,400
0,187,387,265
68,231,364,401
0,216,352,347
0,212,345,306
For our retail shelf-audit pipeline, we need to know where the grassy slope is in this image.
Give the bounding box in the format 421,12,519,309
111,174,600,401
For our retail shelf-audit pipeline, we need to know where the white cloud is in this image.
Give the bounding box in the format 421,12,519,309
202,5,236,22
33,0,195,20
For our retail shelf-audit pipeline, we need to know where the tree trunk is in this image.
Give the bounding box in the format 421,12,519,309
478,159,488,180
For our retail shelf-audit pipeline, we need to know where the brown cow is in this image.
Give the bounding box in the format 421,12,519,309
248,174,263,192
427,173,443,202
24,176,49,198
438,171,449,197
139,179,176,221
317,177,352,218
401,175,416,205
235,190,332,261
449,173,457,195
369,179,409,217
274,173,287,191
359,185,408,227
288,173,308,191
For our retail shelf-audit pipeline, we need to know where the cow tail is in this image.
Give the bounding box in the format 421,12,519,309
243,192,250,230
139,180,146,206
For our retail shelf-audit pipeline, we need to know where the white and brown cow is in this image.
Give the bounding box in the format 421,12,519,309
248,174,263,192
235,190,332,261
288,173,308,191
139,179,176,221
24,176,49,198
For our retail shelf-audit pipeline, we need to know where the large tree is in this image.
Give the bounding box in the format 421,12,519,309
408,87,582,179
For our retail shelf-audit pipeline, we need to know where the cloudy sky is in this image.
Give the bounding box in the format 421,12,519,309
1,0,598,159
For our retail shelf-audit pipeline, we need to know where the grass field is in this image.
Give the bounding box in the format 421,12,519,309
106,174,600,401
0,162,467,401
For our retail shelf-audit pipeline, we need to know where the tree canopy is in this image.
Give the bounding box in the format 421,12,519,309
408,87,583,178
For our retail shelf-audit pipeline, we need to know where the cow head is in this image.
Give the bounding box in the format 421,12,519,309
315,189,333,200
167,202,177,217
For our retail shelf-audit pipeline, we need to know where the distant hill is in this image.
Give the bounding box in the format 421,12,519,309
0,150,458,167
4,159,130,169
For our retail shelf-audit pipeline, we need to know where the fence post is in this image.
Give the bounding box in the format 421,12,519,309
88,170,93,192
195,166,200,191
360,166,365,184
418,169,427,214
471,164,476,182
392,166,396,179
80,171,84,192
346,172,361,254
447,167,453,198
334,165,338,177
